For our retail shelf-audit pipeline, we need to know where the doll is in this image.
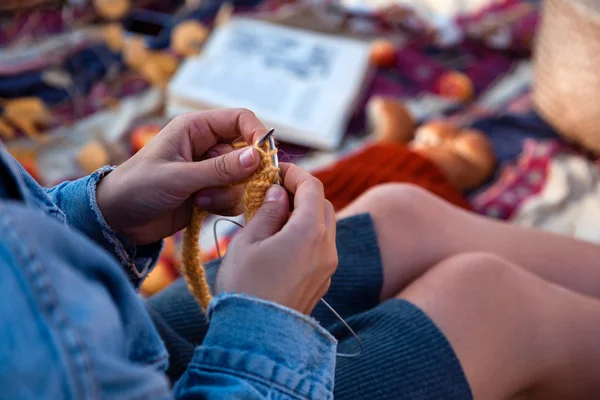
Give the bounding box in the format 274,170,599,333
368,96,496,190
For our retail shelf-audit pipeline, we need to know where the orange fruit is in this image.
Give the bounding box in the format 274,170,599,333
370,39,397,68
130,125,161,153
436,71,474,103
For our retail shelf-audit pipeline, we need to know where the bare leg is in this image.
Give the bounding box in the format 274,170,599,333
400,253,600,400
338,184,600,300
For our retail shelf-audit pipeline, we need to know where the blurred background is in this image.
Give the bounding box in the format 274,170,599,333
2,0,599,296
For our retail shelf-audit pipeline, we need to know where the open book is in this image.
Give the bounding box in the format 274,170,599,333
167,18,372,150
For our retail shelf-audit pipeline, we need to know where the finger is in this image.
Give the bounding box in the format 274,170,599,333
162,109,267,159
241,185,289,242
166,197,196,235
324,200,336,243
207,144,234,158
278,163,323,196
194,186,244,215
176,146,260,190
278,163,325,232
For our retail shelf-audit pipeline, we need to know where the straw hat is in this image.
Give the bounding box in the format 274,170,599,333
533,0,600,154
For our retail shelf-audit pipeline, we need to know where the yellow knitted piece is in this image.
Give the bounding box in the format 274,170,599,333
181,208,211,311
243,144,279,221
181,140,280,313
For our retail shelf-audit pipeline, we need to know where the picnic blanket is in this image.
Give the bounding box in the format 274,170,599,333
0,0,537,136
473,139,600,244
2,0,599,287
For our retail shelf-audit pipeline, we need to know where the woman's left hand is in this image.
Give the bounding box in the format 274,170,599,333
96,109,266,245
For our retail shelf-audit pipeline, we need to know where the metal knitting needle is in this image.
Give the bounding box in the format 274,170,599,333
257,128,275,147
257,128,281,185
268,135,279,170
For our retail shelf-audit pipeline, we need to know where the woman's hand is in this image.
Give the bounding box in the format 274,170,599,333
216,163,338,315
96,109,267,245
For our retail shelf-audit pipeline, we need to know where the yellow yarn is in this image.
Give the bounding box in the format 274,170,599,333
243,144,279,221
181,208,212,311
180,140,280,313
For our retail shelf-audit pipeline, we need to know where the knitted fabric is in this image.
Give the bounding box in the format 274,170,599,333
313,143,472,211
181,140,280,312
243,145,279,221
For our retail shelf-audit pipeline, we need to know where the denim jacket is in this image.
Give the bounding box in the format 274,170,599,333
0,148,336,399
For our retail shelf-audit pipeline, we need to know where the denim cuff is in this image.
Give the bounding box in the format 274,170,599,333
51,166,162,288
87,166,162,287
193,293,336,399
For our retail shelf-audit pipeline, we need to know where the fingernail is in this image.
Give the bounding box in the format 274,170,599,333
239,148,256,168
264,185,284,202
207,150,219,158
197,196,212,208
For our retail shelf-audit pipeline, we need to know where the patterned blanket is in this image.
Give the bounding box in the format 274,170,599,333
2,0,599,252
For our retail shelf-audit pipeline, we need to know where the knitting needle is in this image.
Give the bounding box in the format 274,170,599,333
257,128,281,185
268,135,279,165
257,128,275,147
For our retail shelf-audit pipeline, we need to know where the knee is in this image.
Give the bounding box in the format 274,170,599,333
402,252,521,305
361,183,431,208
347,183,441,223
400,253,537,361
357,183,466,238
434,252,514,286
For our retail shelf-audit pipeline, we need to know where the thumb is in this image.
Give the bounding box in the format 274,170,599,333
242,185,289,242
181,147,260,190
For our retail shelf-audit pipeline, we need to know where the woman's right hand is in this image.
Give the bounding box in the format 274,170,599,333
215,163,338,315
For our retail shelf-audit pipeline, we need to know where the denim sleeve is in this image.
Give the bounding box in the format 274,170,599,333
45,166,162,287
175,294,337,400
0,202,173,400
